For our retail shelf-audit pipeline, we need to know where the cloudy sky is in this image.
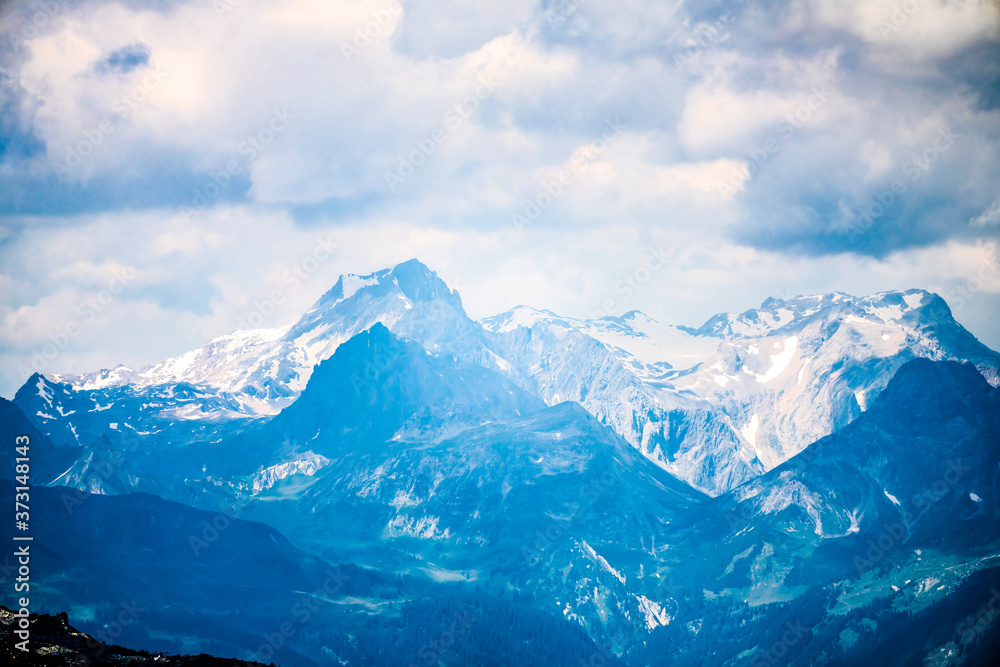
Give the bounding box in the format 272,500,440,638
1,0,999,398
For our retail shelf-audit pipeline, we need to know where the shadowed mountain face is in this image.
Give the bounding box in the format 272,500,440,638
188,325,705,645
194,322,547,480
606,359,1000,666
645,359,1000,628
259,321,544,459
0,396,77,486
241,398,707,646
0,483,623,667
13,260,495,439
5,324,703,649
717,359,1000,549
13,323,543,507
0,482,374,665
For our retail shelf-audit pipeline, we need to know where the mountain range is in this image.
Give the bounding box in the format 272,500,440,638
3,258,1000,665
15,259,1000,496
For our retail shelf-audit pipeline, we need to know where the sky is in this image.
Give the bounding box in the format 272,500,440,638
0,0,999,398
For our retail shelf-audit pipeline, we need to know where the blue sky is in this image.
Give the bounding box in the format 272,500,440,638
0,0,999,397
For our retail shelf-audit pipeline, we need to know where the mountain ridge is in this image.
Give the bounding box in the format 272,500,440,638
14,259,1000,496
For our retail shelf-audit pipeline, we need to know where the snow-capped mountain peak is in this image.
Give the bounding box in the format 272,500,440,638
481,287,999,494
47,259,482,423
22,267,1000,498
480,305,567,333
688,289,938,339
302,258,462,321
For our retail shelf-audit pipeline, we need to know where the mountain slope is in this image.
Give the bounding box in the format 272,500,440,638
483,290,1000,494
618,359,1000,666
175,325,706,647
241,398,706,649
196,322,546,480
481,308,763,493
0,396,77,485
8,310,1000,664
13,259,502,453
14,261,1000,499
49,433,161,496
659,358,1000,608
52,259,484,407
0,483,625,666
721,358,1000,550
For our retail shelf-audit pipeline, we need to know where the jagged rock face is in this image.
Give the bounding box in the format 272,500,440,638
7,324,707,647
13,260,500,452
482,290,1000,495
0,396,77,485
240,398,704,644
700,359,1000,581
93,322,701,642
40,258,493,412
205,322,546,479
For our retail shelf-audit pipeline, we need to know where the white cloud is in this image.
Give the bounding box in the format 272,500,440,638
394,0,537,58
807,0,1000,61
971,197,1000,227
1,0,999,397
